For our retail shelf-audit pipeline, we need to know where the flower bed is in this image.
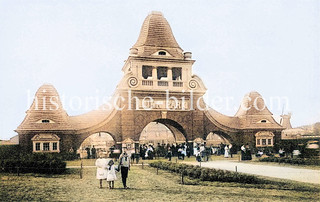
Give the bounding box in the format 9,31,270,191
149,161,261,184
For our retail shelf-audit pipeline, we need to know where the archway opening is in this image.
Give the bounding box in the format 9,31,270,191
205,132,230,147
139,122,186,145
205,132,234,156
78,132,115,159
138,120,187,159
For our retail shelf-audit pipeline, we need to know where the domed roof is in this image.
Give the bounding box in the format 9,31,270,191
29,83,65,112
133,11,181,48
131,11,184,58
235,91,272,117
16,84,73,131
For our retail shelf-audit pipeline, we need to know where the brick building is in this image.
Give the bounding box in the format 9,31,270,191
16,11,286,153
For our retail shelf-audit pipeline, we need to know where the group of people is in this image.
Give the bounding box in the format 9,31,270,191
85,146,96,159
193,143,235,162
139,144,155,160
241,144,252,160
139,143,192,161
95,150,131,189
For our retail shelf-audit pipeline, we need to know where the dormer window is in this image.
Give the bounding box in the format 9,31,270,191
257,119,269,123
36,119,55,123
158,51,166,55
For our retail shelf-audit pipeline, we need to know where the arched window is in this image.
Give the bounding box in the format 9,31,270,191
158,51,166,55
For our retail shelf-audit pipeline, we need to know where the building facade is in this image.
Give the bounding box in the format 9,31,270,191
16,11,285,153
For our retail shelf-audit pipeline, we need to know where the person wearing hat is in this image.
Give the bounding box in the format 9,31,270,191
118,150,130,189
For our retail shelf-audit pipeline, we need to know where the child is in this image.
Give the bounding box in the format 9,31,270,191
95,154,108,188
107,159,117,189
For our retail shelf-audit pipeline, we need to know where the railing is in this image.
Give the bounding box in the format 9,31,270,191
142,80,153,86
158,81,168,86
173,82,183,87
141,80,183,87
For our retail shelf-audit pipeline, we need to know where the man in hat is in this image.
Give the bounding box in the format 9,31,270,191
118,149,130,189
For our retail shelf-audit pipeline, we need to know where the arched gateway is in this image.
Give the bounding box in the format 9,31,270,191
16,11,284,153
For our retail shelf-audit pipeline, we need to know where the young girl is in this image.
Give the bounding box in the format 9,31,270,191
95,154,108,188
106,159,117,189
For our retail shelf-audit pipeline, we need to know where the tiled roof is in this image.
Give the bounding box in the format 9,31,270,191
16,84,113,132
235,91,283,129
205,91,283,130
132,11,184,58
17,84,73,131
133,11,180,48
235,91,272,116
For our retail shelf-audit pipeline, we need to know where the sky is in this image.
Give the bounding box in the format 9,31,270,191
0,0,319,140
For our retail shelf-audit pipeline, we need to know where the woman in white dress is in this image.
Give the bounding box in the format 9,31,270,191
224,145,229,158
95,154,109,188
106,160,117,189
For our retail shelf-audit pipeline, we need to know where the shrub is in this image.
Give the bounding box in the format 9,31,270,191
0,153,66,174
259,156,320,166
150,161,261,184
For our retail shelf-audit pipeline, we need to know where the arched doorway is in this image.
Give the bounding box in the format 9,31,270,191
138,119,187,159
139,121,186,145
205,132,233,156
78,132,115,158
205,132,230,147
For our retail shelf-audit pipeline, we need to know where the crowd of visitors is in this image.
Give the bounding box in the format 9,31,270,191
139,143,191,160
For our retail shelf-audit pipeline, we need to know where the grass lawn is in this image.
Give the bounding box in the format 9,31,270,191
1,165,319,201
66,155,241,167
67,155,320,171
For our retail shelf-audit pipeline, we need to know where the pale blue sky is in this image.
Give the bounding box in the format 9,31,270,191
0,0,319,140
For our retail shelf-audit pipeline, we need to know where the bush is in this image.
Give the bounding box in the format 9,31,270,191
0,152,66,174
150,161,261,184
259,156,320,166
0,145,21,159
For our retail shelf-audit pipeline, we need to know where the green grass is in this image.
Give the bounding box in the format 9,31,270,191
1,165,319,201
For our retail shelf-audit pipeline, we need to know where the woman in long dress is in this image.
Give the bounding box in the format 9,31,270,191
106,160,117,189
224,145,229,158
95,154,109,188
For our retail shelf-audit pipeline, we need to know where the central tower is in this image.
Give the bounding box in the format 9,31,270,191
116,11,208,142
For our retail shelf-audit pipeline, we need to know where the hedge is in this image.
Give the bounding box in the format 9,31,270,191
149,161,261,184
0,152,66,174
259,157,320,166
0,145,79,161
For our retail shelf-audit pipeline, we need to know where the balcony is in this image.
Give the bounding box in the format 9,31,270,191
142,80,153,86
173,82,183,87
158,81,168,86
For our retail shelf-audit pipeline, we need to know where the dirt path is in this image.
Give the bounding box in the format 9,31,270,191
187,161,320,184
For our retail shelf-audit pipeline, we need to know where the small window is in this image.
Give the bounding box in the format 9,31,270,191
256,139,261,145
52,142,58,150
260,120,267,123
158,51,166,55
262,139,266,145
35,143,40,151
43,143,50,151
267,139,272,145
42,120,50,123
